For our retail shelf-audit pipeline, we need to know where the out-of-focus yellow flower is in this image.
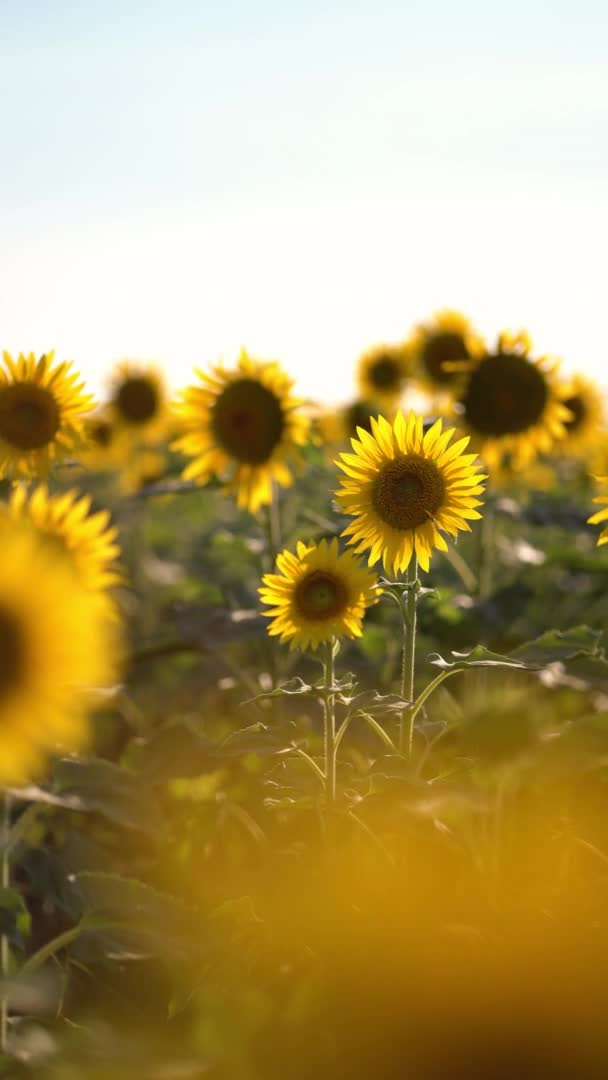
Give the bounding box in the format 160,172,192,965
0,515,121,785
588,477,608,546
555,373,604,456
259,537,379,651
8,484,122,595
172,349,310,512
455,331,572,468
0,351,93,479
318,399,393,447
407,309,484,394
356,344,410,408
107,361,170,442
335,411,486,574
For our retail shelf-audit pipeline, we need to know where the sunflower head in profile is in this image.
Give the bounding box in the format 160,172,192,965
107,361,169,441
8,484,123,596
0,351,93,480
335,411,486,574
408,310,484,394
172,349,310,512
259,538,380,651
455,331,572,468
0,514,121,784
587,478,608,547
554,374,603,456
357,344,410,408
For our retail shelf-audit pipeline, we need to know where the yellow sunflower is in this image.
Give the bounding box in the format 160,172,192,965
318,399,389,448
172,348,310,512
407,310,484,394
335,411,486,574
259,537,379,650
357,343,410,407
107,361,169,441
554,374,604,456
455,331,572,468
0,515,121,785
0,351,93,480
8,484,122,594
587,478,608,546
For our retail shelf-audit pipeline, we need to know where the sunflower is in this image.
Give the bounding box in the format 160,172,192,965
357,344,410,407
554,374,604,456
587,478,608,546
335,411,486,574
0,351,93,479
407,310,484,394
172,349,310,512
8,484,122,594
455,331,572,468
318,399,388,447
259,538,379,650
0,515,121,785
107,361,169,441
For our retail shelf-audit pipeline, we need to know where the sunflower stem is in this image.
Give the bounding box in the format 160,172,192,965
266,482,282,566
322,639,337,805
1,793,11,1055
477,496,495,599
399,556,419,758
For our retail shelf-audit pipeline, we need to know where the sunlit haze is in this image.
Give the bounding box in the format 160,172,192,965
2,0,607,402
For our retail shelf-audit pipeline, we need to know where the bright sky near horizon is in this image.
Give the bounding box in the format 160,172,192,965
1,0,607,403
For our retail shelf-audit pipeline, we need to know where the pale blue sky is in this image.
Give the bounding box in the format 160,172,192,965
1,0,607,399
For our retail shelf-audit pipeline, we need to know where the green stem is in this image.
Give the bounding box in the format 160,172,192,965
266,482,282,566
477,498,495,599
400,556,419,757
322,640,337,805
1,794,10,1054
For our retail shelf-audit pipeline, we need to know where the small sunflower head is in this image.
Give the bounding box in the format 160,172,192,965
335,410,486,574
554,374,603,455
357,344,410,406
587,476,608,547
318,400,383,447
259,538,380,651
107,361,169,440
456,331,572,468
172,349,310,512
408,310,484,393
0,352,93,479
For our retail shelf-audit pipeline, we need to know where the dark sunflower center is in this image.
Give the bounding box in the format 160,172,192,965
563,394,586,432
91,420,113,448
0,606,25,702
371,454,445,530
116,378,159,424
369,356,401,392
344,402,375,438
211,378,285,465
462,353,549,437
422,332,470,385
294,570,348,620
0,385,61,451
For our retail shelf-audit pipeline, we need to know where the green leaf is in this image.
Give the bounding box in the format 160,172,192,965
0,886,30,944
510,626,602,665
429,645,527,671
51,757,163,835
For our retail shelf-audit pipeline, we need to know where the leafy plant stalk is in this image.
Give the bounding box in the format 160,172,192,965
400,556,419,757
322,640,337,804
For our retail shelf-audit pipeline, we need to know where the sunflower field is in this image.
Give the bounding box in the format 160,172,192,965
0,319,608,1078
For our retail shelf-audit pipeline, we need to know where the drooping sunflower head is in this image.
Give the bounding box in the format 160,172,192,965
0,351,93,479
107,361,169,440
0,514,121,784
8,484,123,596
455,331,572,468
554,374,604,456
357,344,410,406
587,477,608,547
408,310,484,393
172,349,310,512
259,537,380,651
335,410,486,574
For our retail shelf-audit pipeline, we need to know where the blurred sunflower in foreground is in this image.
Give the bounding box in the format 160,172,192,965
173,349,310,512
259,537,379,650
455,331,572,468
556,373,604,456
8,484,122,596
106,360,170,443
335,411,486,573
407,309,484,395
357,343,410,408
0,351,93,479
0,516,121,784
